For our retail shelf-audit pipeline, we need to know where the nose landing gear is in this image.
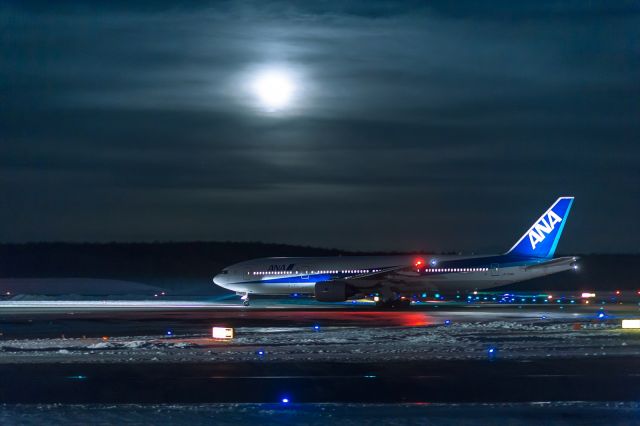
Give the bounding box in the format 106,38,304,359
241,293,250,307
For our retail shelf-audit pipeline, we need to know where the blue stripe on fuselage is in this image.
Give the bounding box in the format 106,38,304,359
251,273,333,284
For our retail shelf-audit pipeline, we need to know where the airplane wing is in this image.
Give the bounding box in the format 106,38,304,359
334,262,422,287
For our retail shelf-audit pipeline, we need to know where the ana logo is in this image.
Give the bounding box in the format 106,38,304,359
528,210,563,250
267,263,295,271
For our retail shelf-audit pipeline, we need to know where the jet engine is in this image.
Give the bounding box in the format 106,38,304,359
314,281,357,302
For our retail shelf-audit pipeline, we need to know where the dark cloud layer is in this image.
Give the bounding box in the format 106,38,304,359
1,1,639,252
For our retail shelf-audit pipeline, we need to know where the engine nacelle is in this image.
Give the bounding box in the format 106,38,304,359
314,281,357,302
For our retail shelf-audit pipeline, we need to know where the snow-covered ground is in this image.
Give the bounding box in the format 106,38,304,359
1,319,639,364
2,402,639,425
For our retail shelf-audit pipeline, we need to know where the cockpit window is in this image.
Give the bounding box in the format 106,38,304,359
219,270,229,275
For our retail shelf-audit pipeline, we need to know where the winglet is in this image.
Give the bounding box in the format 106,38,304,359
506,197,574,258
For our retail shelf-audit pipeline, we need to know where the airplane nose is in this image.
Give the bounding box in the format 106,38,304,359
213,274,225,286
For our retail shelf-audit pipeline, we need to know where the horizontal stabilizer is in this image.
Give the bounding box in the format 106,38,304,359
523,256,578,271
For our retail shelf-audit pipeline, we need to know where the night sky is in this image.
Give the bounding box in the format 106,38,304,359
2,1,639,253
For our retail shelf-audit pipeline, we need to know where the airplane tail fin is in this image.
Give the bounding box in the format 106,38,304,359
506,196,574,259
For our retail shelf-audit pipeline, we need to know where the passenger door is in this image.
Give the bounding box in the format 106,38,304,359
490,263,500,276
244,268,253,281
299,265,311,280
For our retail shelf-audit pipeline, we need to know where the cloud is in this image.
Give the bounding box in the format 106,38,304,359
1,1,639,251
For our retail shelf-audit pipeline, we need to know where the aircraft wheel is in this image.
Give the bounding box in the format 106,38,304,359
376,298,411,309
243,300,250,307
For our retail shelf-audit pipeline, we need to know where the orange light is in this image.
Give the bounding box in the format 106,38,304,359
615,290,621,295
547,295,553,299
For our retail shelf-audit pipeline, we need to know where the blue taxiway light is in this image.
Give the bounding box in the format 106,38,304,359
281,398,289,404
313,325,320,331
598,312,606,319
444,320,451,326
166,330,173,337
257,350,265,356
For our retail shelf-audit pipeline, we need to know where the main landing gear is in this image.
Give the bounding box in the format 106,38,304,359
375,298,411,309
373,288,412,309
241,292,250,307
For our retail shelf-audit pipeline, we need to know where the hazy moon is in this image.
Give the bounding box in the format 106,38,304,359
251,69,295,111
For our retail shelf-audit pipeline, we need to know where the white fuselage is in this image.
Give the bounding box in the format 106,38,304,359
213,254,576,297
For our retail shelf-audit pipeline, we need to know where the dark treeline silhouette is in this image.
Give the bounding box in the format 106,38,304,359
0,242,637,293
0,242,350,292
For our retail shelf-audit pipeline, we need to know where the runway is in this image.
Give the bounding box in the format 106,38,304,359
0,300,244,314
3,297,640,407
0,297,629,339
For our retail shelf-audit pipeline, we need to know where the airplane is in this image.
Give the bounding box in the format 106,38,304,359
213,196,578,307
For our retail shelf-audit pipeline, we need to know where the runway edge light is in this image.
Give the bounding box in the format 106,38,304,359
212,327,234,340
621,320,640,329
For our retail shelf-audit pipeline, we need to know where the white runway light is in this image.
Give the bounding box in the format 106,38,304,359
212,327,234,340
621,320,640,329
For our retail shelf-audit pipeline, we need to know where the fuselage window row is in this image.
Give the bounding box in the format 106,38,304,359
249,267,490,276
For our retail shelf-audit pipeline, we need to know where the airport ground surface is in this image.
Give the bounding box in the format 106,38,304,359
2,402,640,425
2,298,640,407
2,298,640,426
